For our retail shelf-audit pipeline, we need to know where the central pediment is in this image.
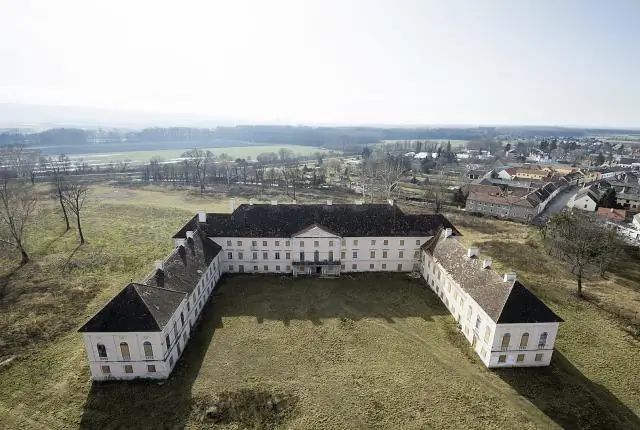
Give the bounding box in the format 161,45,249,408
292,223,341,239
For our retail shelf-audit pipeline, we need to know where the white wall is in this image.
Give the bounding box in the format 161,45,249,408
488,322,560,367
421,249,559,368
84,250,222,381
216,232,427,274
83,332,168,380
571,194,597,211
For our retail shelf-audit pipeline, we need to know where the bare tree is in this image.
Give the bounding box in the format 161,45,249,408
282,164,301,200
218,153,232,185
182,149,215,193
546,212,623,297
47,156,71,230
0,180,37,264
423,174,448,213
595,226,625,277
356,159,375,202
374,156,405,201
62,181,89,244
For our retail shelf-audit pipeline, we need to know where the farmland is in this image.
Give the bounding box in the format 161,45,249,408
65,144,332,165
0,186,639,429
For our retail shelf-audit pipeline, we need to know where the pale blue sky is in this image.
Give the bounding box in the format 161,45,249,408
0,0,638,127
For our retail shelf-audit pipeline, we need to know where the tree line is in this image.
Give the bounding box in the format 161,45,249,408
0,126,491,151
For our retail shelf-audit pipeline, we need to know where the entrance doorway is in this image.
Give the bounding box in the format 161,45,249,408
316,266,322,274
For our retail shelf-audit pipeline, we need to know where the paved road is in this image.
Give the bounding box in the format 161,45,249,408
538,186,578,219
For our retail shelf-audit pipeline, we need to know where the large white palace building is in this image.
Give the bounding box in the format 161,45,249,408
79,202,562,380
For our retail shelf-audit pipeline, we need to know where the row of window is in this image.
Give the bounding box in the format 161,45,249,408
96,265,217,362
427,259,551,352
101,364,157,375
228,263,405,272
96,341,154,360
497,353,545,364
500,332,547,349
225,239,421,248
227,250,419,261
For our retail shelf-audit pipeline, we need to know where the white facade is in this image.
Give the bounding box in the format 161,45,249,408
569,193,598,211
496,169,514,180
216,227,425,275
82,249,222,381
420,235,561,368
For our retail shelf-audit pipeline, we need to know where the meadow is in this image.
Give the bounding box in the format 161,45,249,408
66,144,331,165
0,185,638,429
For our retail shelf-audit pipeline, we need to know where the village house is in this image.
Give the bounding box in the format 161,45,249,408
464,177,568,222
79,203,563,380
568,186,601,212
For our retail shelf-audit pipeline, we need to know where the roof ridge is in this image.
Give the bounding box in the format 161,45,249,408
129,283,163,329
493,279,517,321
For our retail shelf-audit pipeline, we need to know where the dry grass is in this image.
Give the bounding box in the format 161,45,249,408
0,190,639,429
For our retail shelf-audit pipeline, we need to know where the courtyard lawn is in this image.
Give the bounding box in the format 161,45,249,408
0,191,638,429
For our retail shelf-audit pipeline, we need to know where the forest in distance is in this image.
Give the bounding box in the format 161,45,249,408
1,124,639,156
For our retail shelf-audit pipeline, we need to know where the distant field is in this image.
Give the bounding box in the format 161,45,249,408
66,144,331,164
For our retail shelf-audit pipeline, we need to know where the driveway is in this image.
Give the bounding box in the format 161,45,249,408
538,186,578,219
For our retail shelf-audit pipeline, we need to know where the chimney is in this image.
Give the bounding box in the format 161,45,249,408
154,260,164,272
197,210,206,223
186,230,194,239
229,199,236,212
482,258,492,269
327,199,332,205
503,272,517,282
467,247,480,258
249,198,254,206
388,199,394,206
271,200,278,205
443,228,453,238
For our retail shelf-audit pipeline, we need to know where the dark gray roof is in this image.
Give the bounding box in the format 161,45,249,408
77,283,186,333
144,230,220,295
425,232,562,324
175,204,458,238
79,229,221,333
497,281,564,324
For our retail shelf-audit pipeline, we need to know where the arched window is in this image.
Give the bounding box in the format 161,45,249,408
143,341,153,359
120,342,130,360
96,343,107,359
538,332,548,348
501,333,511,349
520,333,529,348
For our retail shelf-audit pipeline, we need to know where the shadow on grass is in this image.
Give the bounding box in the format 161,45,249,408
213,273,449,325
78,273,447,428
79,296,223,429
496,352,640,429
0,264,22,300
38,228,69,254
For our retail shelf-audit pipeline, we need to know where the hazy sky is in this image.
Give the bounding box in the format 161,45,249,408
1,0,639,127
